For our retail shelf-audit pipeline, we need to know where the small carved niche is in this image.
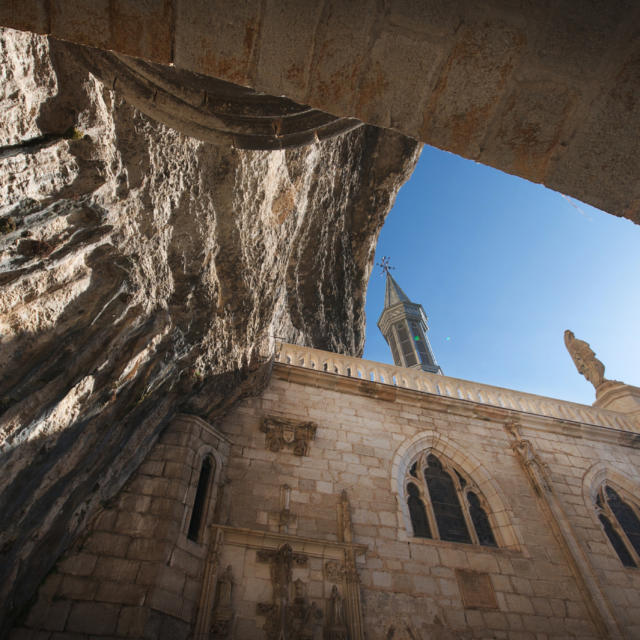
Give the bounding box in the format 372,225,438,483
455,570,498,610
260,416,317,456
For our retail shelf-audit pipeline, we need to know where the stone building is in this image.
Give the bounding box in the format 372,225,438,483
10,275,640,639
2,4,640,638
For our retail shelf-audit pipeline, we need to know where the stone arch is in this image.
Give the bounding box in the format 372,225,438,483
391,430,521,549
582,462,640,524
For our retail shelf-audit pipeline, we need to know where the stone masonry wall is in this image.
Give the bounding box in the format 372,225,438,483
10,415,229,640
11,364,640,639
217,367,640,639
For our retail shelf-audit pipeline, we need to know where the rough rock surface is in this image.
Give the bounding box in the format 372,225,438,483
0,28,420,631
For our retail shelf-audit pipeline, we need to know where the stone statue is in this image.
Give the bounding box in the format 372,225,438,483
216,565,234,610
211,565,234,638
327,585,348,640
564,330,606,389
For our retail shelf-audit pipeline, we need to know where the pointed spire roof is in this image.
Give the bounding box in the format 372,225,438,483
383,273,411,308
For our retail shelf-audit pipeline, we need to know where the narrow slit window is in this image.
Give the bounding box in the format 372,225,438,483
187,457,214,542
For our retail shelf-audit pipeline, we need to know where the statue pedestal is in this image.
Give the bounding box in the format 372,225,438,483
594,381,640,420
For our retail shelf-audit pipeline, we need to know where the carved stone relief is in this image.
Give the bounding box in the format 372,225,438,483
256,543,322,640
324,561,345,582
261,417,318,456
505,422,553,494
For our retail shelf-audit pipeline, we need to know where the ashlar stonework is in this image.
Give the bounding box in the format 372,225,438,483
10,343,640,639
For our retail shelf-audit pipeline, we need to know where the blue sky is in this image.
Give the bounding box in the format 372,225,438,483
363,145,640,406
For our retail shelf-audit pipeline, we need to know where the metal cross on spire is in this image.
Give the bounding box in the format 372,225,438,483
377,256,395,276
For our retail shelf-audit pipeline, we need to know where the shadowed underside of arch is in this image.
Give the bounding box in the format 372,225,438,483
2,0,640,223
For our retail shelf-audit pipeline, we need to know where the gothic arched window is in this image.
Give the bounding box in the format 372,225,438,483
595,484,640,568
405,453,497,547
187,456,215,542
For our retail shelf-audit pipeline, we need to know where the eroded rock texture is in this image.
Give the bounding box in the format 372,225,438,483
0,28,420,630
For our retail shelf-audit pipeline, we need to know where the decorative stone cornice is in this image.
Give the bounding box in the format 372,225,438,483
272,343,640,447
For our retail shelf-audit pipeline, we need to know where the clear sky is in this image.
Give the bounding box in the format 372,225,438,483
363,144,640,406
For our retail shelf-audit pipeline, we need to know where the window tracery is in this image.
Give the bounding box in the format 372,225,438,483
405,452,497,547
595,483,640,568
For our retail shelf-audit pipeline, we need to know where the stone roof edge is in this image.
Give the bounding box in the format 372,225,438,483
272,363,640,450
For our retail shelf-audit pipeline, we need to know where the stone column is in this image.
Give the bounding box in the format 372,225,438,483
505,422,622,639
337,491,364,640
194,527,224,639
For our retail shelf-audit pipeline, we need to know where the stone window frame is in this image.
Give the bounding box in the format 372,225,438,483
594,481,640,568
583,463,640,570
391,430,522,550
404,450,498,547
182,444,224,546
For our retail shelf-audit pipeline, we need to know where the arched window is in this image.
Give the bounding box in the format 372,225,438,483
405,452,497,547
187,456,215,542
595,484,640,568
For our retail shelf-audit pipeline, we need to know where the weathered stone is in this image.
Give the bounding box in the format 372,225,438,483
0,29,419,631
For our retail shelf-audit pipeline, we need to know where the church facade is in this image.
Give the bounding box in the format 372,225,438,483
10,280,640,640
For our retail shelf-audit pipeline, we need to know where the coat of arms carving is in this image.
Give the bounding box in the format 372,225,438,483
261,417,318,456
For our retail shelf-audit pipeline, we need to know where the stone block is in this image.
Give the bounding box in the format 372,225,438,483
135,562,160,586
96,580,146,606
467,553,499,573
115,511,165,538
59,575,98,601
305,0,377,116
504,592,534,614
117,606,149,637
93,557,140,583
84,532,130,557
155,566,187,595
174,0,262,86
170,548,201,578
483,611,508,630
127,537,171,563
66,602,120,635
117,493,153,514
149,497,182,520
480,80,578,183
137,460,165,477
50,0,111,50
148,586,183,619
92,509,118,532
58,553,98,577
387,0,464,37
163,461,191,481
0,1,49,34
412,574,437,595
421,18,526,158
253,0,322,100
26,597,71,631
183,577,201,603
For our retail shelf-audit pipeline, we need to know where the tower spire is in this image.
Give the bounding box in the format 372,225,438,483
376,263,442,375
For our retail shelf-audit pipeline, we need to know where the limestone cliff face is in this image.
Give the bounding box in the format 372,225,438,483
0,28,420,629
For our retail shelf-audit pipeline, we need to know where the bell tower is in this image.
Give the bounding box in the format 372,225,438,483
376,259,442,375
